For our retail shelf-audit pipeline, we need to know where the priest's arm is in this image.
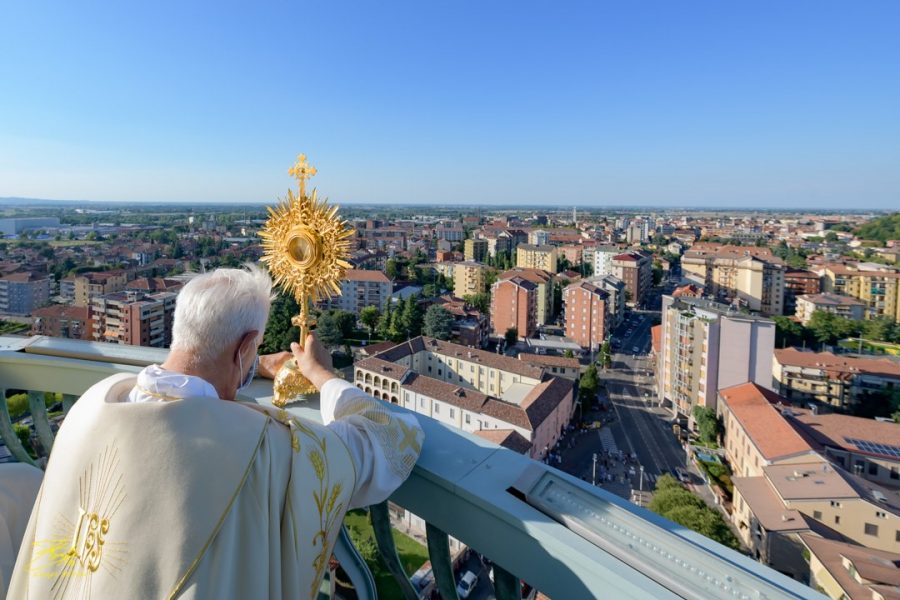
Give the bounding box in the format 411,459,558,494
292,336,425,509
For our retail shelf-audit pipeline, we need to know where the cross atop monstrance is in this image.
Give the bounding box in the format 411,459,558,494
288,153,317,197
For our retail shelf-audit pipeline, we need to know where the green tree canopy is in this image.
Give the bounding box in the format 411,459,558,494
423,305,453,340
360,306,380,338
692,406,721,447
504,327,519,347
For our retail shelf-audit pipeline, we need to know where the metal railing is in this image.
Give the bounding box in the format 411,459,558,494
0,335,823,599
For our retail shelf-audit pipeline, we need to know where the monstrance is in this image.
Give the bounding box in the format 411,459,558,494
260,154,354,406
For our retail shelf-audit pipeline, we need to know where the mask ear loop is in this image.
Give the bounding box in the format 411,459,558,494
238,353,244,392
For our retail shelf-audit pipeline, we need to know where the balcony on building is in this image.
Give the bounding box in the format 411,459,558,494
0,335,822,600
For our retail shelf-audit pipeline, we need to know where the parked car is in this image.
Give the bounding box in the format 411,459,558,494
675,467,691,483
457,571,478,599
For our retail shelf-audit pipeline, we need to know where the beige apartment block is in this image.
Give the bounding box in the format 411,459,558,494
453,261,488,297
74,270,129,307
682,244,785,316
464,238,488,263
800,535,900,600
611,251,652,307
516,244,558,273
819,262,900,323
773,348,900,411
794,292,865,325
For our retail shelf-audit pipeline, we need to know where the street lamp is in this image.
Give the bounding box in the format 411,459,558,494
592,453,598,486
639,465,644,496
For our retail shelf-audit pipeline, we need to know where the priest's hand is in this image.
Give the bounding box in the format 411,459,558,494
291,333,337,391
258,351,292,379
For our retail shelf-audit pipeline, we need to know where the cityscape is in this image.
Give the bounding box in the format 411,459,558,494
2,2,899,599
1,203,898,599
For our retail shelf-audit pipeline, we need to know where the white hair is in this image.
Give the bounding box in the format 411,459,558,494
170,264,274,364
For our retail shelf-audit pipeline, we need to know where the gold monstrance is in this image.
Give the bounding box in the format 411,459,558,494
261,154,354,406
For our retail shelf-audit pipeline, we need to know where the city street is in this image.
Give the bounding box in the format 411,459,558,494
558,309,689,503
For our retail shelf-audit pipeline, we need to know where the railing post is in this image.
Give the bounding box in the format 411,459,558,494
369,501,419,600
0,389,38,467
62,393,78,415
493,564,522,600
28,391,55,456
331,524,377,600
426,522,460,600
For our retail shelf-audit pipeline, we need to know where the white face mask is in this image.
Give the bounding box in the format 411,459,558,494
238,353,259,392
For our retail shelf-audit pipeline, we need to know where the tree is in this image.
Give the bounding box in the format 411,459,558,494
360,306,380,339
330,310,357,338
423,305,453,340
463,292,490,314
422,283,437,298
807,311,858,346
579,364,599,401
598,340,612,369
649,477,739,550
504,327,519,347
385,259,401,281
692,406,721,446
563,349,575,359
773,316,808,349
261,293,299,353
399,295,424,337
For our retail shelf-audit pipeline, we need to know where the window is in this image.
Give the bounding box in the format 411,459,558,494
427,366,432,373
896,531,900,543
830,501,842,508
465,414,470,424
868,462,878,476
864,523,878,536
835,516,841,525
891,467,899,480
813,511,822,520
434,404,440,414
449,408,455,418
419,398,424,407
438,369,442,376
876,511,886,519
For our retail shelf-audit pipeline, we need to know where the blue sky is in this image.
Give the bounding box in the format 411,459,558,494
1,1,899,208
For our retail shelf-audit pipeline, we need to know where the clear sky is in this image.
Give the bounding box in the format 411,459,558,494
1,1,899,208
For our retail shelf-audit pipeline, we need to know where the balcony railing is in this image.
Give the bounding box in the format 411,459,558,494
0,335,822,599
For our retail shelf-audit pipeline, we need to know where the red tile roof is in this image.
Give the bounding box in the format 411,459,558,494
719,382,814,461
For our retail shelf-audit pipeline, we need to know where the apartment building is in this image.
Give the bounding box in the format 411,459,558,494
325,269,392,314
430,295,489,348
794,293,866,325
479,232,512,258
611,251,652,307
0,272,51,315
529,230,550,246
682,245,785,316
800,535,900,600
563,281,609,351
732,455,900,581
31,305,91,340
74,270,129,307
353,337,575,460
819,262,900,323
498,268,554,326
90,290,177,347
787,412,900,490
517,353,581,381
594,274,626,328
773,348,900,411
783,268,821,316
516,244,558,273
719,382,818,479
490,276,537,339
453,261,488,297
592,245,621,278
658,295,775,420
463,238,488,263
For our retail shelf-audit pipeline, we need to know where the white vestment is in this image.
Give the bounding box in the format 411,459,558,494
0,463,43,597
8,370,423,599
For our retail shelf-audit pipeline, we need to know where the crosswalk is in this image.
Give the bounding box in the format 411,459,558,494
598,428,618,454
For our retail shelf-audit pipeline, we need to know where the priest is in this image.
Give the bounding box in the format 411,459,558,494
8,265,424,599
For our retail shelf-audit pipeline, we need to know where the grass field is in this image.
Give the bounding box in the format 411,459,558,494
342,510,428,600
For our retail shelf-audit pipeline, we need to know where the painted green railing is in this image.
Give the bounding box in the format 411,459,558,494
0,336,823,599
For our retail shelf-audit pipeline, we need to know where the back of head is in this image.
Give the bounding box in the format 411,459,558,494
171,264,274,364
